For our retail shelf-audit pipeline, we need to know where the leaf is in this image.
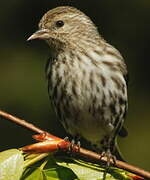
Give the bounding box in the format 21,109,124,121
0,149,24,180
56,157,119,180
21,168,44,180
22,154,131,180
21,156,78,180
57,160,104,180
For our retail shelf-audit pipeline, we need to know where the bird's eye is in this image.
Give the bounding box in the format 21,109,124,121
55,20,64,28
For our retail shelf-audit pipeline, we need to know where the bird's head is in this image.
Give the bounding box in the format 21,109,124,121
27,6,100,51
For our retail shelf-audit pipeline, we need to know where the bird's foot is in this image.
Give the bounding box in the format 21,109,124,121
69,139,81,153
64,137,80,153
64,136,70,142
100,149,116,166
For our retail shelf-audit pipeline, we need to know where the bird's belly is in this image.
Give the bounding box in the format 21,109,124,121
49,60,127,145
53,87,114,144
74,112,106,144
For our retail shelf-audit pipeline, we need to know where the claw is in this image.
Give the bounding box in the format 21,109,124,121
77,141,81,152
100,149,116,166
64,138,81,153
64,137,69,142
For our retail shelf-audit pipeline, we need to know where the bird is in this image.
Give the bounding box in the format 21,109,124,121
28,6,128,162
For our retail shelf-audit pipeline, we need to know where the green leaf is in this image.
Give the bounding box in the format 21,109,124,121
22,154,131,180
56,157,131,180
56,157,112,180
21,156,78,180
21,168,44,180
0,149,24,180
57,158,104,180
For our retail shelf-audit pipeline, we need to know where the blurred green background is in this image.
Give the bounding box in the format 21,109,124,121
0,0,150,170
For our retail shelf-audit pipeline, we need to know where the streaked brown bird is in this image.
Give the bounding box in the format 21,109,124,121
28,6,128,161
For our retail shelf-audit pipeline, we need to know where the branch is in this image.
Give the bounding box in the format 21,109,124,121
0,110,149,179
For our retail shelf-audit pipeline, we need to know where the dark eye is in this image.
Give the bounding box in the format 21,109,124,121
55,20,64,28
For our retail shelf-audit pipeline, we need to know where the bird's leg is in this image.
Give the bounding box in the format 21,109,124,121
76,140,81,152
69,139,75,151
63,136,73,151
100,136,116,166
74,135,81,152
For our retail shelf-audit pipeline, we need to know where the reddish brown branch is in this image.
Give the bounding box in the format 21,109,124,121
0,110,150,179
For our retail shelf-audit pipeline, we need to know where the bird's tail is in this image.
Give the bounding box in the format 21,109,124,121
113,125,128,161
113,142,125,162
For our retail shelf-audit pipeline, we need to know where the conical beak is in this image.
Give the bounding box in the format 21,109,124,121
27,29,50,41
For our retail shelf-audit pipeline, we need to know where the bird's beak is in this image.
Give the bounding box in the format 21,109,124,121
27,29,50,41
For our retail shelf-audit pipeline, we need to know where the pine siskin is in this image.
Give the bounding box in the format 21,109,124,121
28,6,128,161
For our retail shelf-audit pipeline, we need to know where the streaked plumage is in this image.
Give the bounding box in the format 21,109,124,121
28,6,128,160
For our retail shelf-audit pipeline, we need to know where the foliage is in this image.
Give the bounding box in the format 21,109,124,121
0,149,132,180
0,149,24,180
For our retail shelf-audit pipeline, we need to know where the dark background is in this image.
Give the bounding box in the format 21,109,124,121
0,0,150,170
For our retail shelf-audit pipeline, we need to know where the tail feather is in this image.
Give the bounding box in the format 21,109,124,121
113,144,125,162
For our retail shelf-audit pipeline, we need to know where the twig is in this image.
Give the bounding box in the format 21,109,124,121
0,110,150,179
